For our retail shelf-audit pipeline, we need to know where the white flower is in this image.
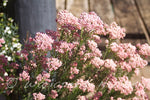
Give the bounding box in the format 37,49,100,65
10,47,14,51
5,45,8,50
12,38,16,41
5,56,12,61
4,27,11,34
4,72,8,76
0,50,6,54
3,0,8,6
7,30,11,34
3,2,7,6
5,27,10,31
8,18,14,22
13,43,21,48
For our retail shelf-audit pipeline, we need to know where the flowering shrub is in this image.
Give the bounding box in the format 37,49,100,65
0,10,150,100
0,0,22,62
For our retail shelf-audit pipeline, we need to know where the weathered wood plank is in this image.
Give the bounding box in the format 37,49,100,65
112,0,143,34
89,0,114,24
136,0,150,34
66,0,88,17
121,38,147,45
56,0,65,12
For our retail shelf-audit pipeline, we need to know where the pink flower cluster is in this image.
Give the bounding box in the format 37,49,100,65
19,71,30,81
0,38,5,47
141,77,150,90
92,91,102,100
55,41,74,54
91,57,104,68
111,97,125,100
57,10,105,35
34,32,54,51
119,54,147,73
137,43,150,56
47,58,62,71
49,90,58,99
64,83,74,91
104,59,117,71
87,40,102,57
79,12,105,35
57,10,81,29
35,71,51,84
128,54,148,68
92,35,101,44
33,92,45,100
106,22,126,39
88,40,98,50
110,42,136,60
107,76,133,95
77,95,87,100
76,79,95,92
69,67,79,79
135,82,148,99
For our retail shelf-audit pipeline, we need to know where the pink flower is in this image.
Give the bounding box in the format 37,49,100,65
92,48,102,57
57,85,62,89
35,72,51,83
92,35,101,43
135,82,144,90
79,12,105,35
141,77,150,90
110,97,114,100
72,62,78,67
69,74,74,79
110,42,136,60
120,62,132,72
91,57,104,68
78,45,86,56
0,38,5,47
70,67,79,74
55,41,75,54
19,71,30,81
134,82,148,99
132,97,139,100
36,74,43,82
88,40,98,51
110,42,119,52
47,58,62,71
0,76,4,82
42,72,50,79
107,76,133,95
93,91,102,100
134,68,140,76
137,43,150,56
106,22,126,39
49,90,58,99
76,79,95,92
33,92,45,100
104,59,117,71
65,83,74,91
57,10,81,29
129,54,148,68
135,89,147,99
34,32,54,51
117,98,125,100
78,95,87,100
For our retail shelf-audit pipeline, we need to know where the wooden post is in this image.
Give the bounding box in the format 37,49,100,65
15,0,57,43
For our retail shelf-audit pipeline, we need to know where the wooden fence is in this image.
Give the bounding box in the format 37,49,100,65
56,0,150,45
